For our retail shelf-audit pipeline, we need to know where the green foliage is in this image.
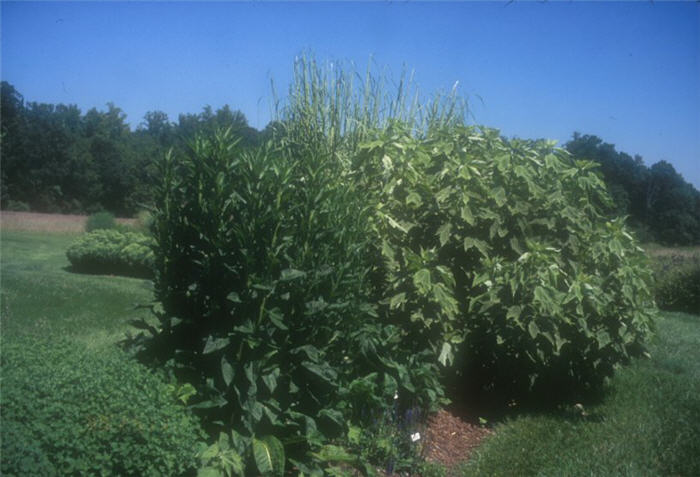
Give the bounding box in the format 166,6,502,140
66,229,154,277
353,123,656,400
1,337,206,476
85,210,117,232
651,251,700,314
130,125,443,474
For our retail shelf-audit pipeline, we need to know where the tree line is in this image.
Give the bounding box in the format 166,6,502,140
1,81,698,244
0,81,266,216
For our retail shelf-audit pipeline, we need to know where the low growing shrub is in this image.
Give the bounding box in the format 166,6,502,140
652,252,700,314
85,210,117,232
66,229,154,277
1,337,206,476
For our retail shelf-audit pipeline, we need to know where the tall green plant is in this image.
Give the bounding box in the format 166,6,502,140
132,127,442,474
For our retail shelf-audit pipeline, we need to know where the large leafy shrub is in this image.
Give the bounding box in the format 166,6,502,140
66,229,154,277
353,123,656,400
1,337,205,476
131,128,443,475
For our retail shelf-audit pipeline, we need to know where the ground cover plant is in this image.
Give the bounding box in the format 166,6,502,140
2,337,205,476
1,226,205,476
66,228,155,278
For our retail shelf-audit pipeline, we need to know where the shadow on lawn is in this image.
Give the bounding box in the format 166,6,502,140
444,372,610,427
63,264,153,280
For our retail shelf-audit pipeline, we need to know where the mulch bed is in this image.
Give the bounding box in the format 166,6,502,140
421,408,492,474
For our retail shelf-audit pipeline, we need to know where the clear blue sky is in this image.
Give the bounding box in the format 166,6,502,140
2,1,699,187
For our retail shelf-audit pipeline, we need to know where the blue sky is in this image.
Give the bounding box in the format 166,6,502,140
2,1,699,187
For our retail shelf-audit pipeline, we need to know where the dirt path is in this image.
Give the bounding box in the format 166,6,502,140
1,211,136,234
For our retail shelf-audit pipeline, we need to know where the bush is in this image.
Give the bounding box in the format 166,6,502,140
66,229,154,278
1,337,206,476
353,123,656,401
652,252,700,314
85,210,117,232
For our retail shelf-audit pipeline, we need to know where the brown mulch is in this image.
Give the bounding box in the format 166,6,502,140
1,211,135,233
421,408,492,474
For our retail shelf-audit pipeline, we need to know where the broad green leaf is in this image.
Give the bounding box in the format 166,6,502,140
438,342,453,366
280,268,306,281
506,305,522,321
262,369,279,393
302,361,337,385
461,205,475,225
493,187,507,207
226,292,242,303
253,436,285,476
463,237,489,257
406,191,422,208
389,292,407,309
267,308,288,330
528,321,540,339
437,223,452,247
413,269,432,294
221,355,234,387
203,335,230,354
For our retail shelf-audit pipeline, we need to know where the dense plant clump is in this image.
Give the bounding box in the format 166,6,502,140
130,127,443,475
651,252,700,314
85,210,118,232
1,337,205,476
131,57,657,473
66,229,154,277
354,124,656,400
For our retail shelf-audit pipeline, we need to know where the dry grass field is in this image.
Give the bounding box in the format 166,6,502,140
0,211,136,234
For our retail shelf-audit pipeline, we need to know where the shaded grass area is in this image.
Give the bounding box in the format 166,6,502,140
459,311,700,477
1,229,153,349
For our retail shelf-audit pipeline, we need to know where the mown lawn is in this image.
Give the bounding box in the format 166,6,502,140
1,229,153,349
2,228,699,476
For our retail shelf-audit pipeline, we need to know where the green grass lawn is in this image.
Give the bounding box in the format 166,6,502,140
2,228,699,476
1,229,154,349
